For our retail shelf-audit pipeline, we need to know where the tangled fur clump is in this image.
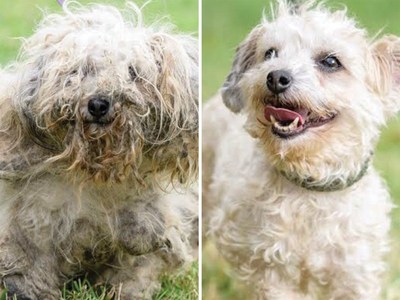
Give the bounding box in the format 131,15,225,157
0,1,198,186
204,0,400,299
0,2,198,300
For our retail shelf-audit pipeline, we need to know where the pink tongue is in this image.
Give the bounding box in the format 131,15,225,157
264,106,305,125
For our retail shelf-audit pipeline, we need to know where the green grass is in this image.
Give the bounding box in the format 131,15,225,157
0,0,198,64
0,0,198,299
0,263,198,300
203,0,400,299
154,262,199,300
61,278,113,300
59,263,198,300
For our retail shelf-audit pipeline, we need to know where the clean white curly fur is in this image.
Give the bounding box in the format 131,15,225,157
204,1,400,299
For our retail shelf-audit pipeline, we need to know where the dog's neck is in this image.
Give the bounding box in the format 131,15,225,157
278,155,372,192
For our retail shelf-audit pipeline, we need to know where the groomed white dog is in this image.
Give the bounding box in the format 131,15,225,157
0,2,198,299
203,0,400,299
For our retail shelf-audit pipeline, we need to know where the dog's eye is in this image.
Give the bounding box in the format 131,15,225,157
265,48,278,60
129,66,138,80
319,55,342,71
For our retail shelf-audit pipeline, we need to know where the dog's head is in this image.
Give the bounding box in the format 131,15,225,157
222,0,400,188
0,3,198,185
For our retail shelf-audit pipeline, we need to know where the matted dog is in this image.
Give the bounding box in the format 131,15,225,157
0,2,198,299
204,0,400,299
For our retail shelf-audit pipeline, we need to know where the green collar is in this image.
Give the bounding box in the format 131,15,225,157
279,156,371,192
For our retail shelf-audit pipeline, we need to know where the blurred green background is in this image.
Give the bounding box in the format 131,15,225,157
0,1,198,299
0,0,198,64
202,0,400,299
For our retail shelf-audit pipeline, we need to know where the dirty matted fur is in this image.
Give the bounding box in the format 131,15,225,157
203,1,400,299
0,2,198,299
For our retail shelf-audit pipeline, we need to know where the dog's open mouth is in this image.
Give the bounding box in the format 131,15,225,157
263,104,336,138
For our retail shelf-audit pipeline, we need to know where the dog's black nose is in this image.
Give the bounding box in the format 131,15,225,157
266,70,292,94
88,97,110,118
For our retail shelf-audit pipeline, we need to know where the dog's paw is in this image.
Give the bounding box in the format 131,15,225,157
2,275,59,300
2,276,32,300
118,280,161,300
159,226,193,268
116,205,166,255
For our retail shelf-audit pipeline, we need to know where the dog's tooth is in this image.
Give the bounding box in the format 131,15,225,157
274,122,289,132
286,117,299,131
292,117,299,127
270,115,277,124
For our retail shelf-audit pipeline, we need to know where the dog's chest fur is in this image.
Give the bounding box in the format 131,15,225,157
209,120,391,288
1,176,168,274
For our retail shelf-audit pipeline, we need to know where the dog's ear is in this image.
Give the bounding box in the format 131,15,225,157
14,57,64,152
149,32,198,121
0,73,22,146
221,25,264,113
369,35,400,118
148,33,198,185
0,72,31,180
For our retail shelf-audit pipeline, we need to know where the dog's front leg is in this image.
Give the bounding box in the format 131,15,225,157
115,206,194,266
100,253,164,300
0,224,61,300
102,224,194,300
115,192,197,263
115,202,167,256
